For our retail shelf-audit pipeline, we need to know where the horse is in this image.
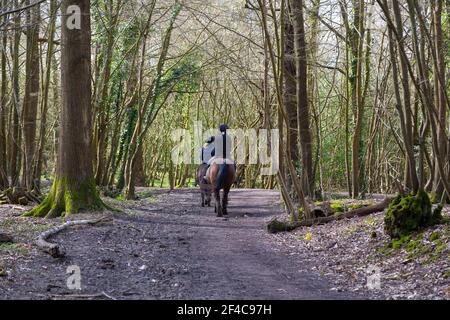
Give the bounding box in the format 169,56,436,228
196,163,212,207
207,159,236,217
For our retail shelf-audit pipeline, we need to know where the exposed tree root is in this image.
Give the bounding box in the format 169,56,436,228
36,217,112,258
0,187,43,205
42,292,117,300
268,197,394,233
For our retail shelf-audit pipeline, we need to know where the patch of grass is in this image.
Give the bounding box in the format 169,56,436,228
391,235,411,249
434,243,446,254
137,190,154,199
114,194,126,201
406,239,421,252
390,230,449,264
377,242,393,256
0,243,29,255
429,231,441,241
1,218,53,236
148,178,171,188
297,207,304,220
426,241,446,263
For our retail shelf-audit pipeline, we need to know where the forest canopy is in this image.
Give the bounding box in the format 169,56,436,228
0,0,448,217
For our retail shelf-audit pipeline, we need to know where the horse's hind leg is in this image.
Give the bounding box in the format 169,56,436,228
206,188,212,206
201,191,205,207
222,186,230,216
214,189,222,217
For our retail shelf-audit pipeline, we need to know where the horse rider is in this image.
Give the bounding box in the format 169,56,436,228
205,124,234,181
200,136,215,165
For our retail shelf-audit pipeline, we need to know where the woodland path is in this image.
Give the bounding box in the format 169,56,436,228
0,188,362,299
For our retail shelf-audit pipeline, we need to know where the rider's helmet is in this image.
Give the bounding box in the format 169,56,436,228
206,136,215,144
219,124,229,132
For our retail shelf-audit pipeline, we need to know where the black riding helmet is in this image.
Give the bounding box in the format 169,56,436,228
206,136,215,144
219,124,229,132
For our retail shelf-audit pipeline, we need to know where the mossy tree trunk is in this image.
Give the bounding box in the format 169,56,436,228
24,0,106,218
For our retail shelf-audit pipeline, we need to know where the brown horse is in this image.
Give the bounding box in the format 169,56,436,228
196,164,212,207
208,159,236,217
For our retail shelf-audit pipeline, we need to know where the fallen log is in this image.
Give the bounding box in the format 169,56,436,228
36,217,112,258
268,197,394,233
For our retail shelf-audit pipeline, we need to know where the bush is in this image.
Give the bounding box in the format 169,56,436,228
384,190,443,239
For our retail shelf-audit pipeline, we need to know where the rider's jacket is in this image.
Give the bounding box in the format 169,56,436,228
200,143,215,164
214,132,232,160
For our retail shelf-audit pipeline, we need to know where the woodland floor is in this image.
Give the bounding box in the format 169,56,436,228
0,188,448,300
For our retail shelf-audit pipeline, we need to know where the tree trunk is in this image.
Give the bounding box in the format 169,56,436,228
22,0,40,190
133,145,147,187
350,0,365,198
290,0,314,198
34,0,58,191
282,5,298,190
0,0,8,189
431,1,448,200
94,1,123,186
124,4,179,199
25,0,106,218
391,0,419,193
8,0,21,187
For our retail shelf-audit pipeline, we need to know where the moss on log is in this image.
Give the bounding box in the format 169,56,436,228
267,198,393,233
267,219,297,233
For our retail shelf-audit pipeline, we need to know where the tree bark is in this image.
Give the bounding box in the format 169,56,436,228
0,0,8,189
290,0,314,198
431,1,448,200
22,0,40,190
391,0,419,193
282,4,299,189
34,0,58,191
8,0,21,187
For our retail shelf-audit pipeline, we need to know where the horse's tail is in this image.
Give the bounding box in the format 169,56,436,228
216,163,228,191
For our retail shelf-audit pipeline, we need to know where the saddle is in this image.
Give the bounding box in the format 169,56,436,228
204,158,235,184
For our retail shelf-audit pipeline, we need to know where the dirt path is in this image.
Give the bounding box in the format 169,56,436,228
0,188,361,300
